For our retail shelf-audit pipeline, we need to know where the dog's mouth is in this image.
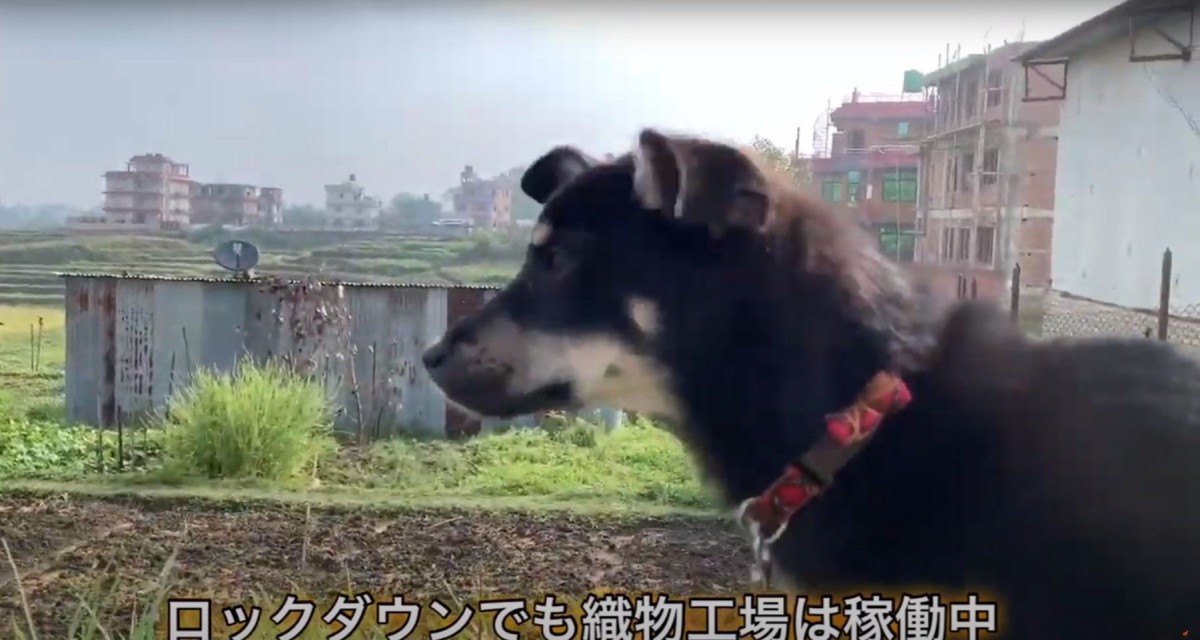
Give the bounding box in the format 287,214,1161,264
440,378,579,419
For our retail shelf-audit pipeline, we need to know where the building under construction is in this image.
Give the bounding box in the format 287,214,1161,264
913,41,1064,306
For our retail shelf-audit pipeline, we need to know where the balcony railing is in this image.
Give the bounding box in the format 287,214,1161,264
842,91,926,104
837,145,921,155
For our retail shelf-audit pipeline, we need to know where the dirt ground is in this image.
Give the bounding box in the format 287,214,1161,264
0,492,750,636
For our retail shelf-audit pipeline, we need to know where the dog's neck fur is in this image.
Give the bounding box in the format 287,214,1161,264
659,179,949,507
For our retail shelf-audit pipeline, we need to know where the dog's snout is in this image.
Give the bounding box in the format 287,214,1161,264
424,323,479,373
422,341,451,371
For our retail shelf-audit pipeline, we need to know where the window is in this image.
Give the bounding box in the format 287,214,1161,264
959,153,975,192
882,169,918,202
848,129,866,150
986,72,1003,108
879,226,915,262
976,226,996,266
941,227,955,262
956,227,971,262
949,156,959,193
822,179,844,203
897,122,910,138
982,149,1000,186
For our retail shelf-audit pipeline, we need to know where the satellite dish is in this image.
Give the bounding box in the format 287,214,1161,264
213,239,260,274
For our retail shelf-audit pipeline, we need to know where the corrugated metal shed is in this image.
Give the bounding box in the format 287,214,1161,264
60,273,622,439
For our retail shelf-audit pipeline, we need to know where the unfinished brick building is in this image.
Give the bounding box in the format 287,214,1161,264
913,42,1064,308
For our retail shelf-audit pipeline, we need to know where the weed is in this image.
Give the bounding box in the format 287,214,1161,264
161,358,338,481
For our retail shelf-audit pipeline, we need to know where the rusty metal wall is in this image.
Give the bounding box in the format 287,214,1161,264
63,274,623,439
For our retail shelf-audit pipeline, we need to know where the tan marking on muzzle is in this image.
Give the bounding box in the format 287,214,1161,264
519,333,682,421
463,312,685,421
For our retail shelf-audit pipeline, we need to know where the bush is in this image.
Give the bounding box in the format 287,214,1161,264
162,358,337,481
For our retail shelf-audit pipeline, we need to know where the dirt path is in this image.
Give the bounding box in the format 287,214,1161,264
0,492,750,635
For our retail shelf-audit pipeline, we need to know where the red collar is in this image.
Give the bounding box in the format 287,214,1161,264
737,371,913,545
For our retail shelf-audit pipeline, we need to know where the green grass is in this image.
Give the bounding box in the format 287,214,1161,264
0,303,707,511
0,229,527,305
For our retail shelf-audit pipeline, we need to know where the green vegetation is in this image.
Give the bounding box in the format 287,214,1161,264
161,360,338,481
0,228,531,306
0,303,707,510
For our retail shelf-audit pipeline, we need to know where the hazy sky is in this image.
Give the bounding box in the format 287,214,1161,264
0,0,1112,208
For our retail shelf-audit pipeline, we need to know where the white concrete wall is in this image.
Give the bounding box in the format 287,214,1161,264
1052,9,1200,308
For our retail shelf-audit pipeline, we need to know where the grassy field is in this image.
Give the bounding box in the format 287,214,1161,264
0,300,720,638
0,228,528,307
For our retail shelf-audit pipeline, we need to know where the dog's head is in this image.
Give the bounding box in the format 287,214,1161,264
421,129,782,421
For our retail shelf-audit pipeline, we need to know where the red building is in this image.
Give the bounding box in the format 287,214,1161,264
811,90,932,261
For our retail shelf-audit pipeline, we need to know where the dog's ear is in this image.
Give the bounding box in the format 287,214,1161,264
631,128,771,237
520,146,596,204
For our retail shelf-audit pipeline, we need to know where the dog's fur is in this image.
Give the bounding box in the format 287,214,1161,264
423,129,1200,639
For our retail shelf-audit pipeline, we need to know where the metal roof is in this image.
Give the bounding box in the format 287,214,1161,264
54,271,503,290
1014,0,1184,62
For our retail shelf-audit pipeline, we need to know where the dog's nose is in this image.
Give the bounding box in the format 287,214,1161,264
422,341,451,371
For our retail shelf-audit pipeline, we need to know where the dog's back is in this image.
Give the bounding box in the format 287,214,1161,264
786,299,1200,638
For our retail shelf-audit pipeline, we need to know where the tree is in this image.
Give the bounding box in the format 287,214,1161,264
749,135,812,187
281,204,325,229
388,193,441,226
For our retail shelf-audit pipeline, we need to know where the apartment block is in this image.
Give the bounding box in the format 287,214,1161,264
811,90,930,260
99,154,194,231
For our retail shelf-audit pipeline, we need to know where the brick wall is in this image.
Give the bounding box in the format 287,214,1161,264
1017,136,1059,211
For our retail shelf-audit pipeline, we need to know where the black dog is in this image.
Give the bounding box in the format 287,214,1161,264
423,129,1200,639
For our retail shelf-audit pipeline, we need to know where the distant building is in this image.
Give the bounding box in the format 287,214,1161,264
191,183,282,228
452,165,514,229
811,90,930,260
93,153,195,231
258,187,283,226
1016,0,1199,309
325,173,382,228
72,153,283,231
913,41,1062,305
192,184,260,227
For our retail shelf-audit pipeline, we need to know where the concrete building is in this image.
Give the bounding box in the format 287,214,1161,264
192,183,260,227
258,187,283,226
913,42,1063,305
811,90,930,260
92,154,195,231
325,173,382,228
192,183,283,228
73,153,283,231
1016,0,1199,309
452,165,514,230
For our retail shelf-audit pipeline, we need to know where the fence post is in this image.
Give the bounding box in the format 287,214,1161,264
1158,248,1172,341
1010,263,1022,322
